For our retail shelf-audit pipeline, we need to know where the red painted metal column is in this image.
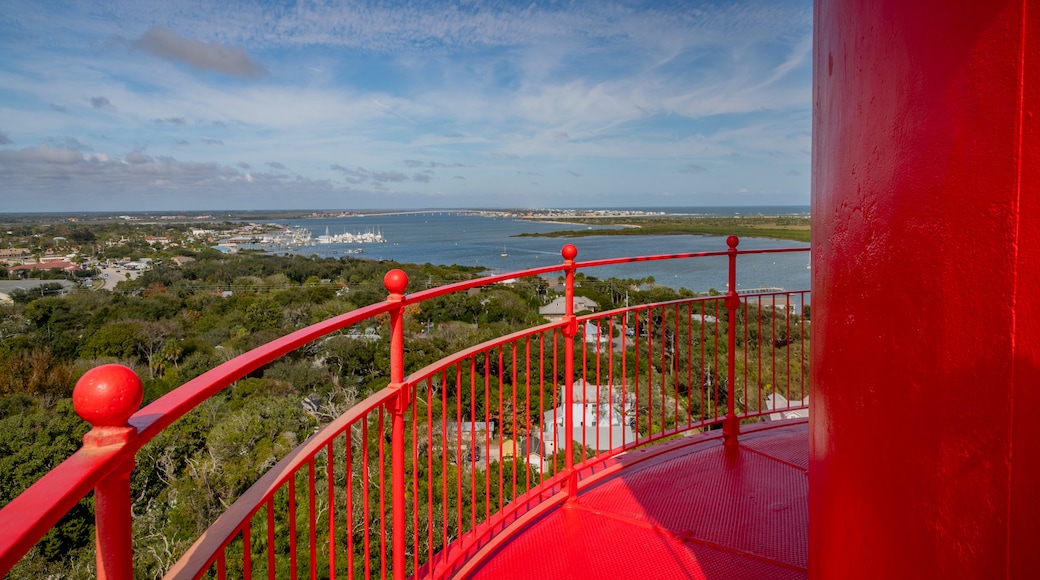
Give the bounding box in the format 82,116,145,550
723,235,740,445
384,269,410,580
72,365,143,580
812,1,1040,577
560,244,578,499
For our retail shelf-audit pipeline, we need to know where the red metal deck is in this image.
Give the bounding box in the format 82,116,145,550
468,420,808,579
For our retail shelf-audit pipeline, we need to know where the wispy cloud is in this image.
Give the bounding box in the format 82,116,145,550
1,145,91,164
125,152,153,164
331,163,412,186
130,27,267,79
154,117,188,126
371,170,408,183
0,143,344,211
44,136,92,151
0,0,812,211
88,96,114,110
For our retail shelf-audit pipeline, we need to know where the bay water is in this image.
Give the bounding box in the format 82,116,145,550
267,208,811,295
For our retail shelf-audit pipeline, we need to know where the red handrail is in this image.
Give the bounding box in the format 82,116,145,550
0,238,810,579
165,387,397,578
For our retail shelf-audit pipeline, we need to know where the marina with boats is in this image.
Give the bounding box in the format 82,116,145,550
226,225,387,254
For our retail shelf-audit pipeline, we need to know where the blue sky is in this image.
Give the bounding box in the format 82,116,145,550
0,0,812,212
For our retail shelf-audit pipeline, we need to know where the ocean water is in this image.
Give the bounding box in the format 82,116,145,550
266,209,811,295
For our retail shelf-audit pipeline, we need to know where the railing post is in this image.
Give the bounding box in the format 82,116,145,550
723,236,740,445
383,269,410,580
72,364,143,580
560,244,579,499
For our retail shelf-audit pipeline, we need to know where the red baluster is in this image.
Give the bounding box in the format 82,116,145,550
560,244,578,499
72,364,143,580
723,236,740,445
383,269,409,580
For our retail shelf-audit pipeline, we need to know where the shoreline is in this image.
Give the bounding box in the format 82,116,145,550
517,218,642,229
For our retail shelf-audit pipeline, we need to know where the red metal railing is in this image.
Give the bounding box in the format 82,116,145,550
0,237,810,579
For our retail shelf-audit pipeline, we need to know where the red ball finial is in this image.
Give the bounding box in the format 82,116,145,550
384,269,409,295
73,364,143,428
727,235,739,249
561,244,578,261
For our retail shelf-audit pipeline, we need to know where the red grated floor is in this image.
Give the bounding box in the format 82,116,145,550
466,420,808,580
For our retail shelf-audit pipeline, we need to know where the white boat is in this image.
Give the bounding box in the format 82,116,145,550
316,227,386,244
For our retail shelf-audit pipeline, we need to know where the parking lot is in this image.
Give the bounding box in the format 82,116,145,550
97,265,142,290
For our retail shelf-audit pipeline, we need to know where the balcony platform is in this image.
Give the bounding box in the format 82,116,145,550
468,419,808,579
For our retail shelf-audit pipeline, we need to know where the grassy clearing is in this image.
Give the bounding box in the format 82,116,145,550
517,216,811,243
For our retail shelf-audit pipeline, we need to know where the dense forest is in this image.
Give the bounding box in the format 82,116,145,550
0,234,808,578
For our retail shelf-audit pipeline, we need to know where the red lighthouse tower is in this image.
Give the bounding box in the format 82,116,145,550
812,1,1040,577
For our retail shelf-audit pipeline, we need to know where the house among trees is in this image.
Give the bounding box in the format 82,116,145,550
581,321,612,344
760,294,798,313
444,421,496,465
762,391,809,422
9,261,79,275
538,295,598,322
539,379,635,453
445,421,496,443
0,248,29,262
500,436,549,473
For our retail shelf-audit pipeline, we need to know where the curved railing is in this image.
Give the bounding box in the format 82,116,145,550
0,237,810,579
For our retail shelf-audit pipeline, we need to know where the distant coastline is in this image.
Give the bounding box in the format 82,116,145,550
0,206,812,245
264,210,810,293
516,219,641,228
